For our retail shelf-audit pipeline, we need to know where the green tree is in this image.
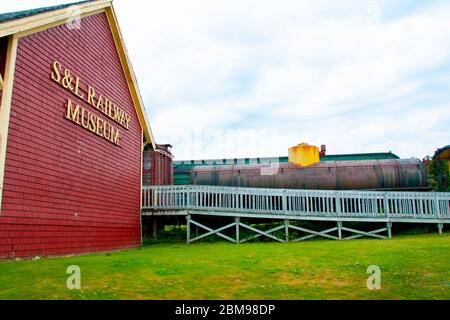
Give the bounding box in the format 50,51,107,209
426,159,450,191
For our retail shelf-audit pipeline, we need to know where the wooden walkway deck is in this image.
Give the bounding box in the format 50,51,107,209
142,185,450,243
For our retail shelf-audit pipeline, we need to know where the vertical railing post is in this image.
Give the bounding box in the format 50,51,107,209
336,192,341,218
384,193,391,239
434,194,442,234
240,192,243,212
282,190,287,215
187,186,191,209
195,189,198,209
384,193,390,219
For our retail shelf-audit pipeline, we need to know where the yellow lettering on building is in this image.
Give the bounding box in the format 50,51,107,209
110,126,120,145
65,99,80,124
87,86,96,106
65,98,121,146
96,117,104,137
126,115,131,129
88,113,96,133
51,61,62,83
74,77,84,99
81,108,90,129
52,60,128,146
96,94,104,112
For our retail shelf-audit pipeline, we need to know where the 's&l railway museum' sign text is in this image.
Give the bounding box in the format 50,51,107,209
51,60,132,146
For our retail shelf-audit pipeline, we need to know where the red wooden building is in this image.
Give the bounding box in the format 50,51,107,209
0,0,158,259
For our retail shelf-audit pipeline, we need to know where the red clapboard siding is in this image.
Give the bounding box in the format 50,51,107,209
0,12,143,259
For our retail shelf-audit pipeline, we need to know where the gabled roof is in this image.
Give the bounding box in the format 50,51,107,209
0,0,156,149
0,1,91,23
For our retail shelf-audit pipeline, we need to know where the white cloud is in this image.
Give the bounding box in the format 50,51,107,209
115,0,450,160
2,0,449,160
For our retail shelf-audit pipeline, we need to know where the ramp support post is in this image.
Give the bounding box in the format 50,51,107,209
235,217,240,244
186,214,191,244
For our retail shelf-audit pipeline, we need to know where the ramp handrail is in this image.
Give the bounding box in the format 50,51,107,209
142,185,450,220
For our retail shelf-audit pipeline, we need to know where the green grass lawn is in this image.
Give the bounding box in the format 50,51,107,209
0,233,449,300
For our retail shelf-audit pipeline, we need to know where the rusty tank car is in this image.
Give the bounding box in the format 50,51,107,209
175,158,428,191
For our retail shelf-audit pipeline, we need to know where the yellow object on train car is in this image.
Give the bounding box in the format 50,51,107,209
434,145,450,171
288,143,320,166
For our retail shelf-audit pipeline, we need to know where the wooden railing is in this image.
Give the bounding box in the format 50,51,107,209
142,185,450,222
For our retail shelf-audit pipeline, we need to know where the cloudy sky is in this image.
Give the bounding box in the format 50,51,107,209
1,0,449,160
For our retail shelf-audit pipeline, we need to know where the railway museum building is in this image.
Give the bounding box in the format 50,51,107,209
0,0,157,259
